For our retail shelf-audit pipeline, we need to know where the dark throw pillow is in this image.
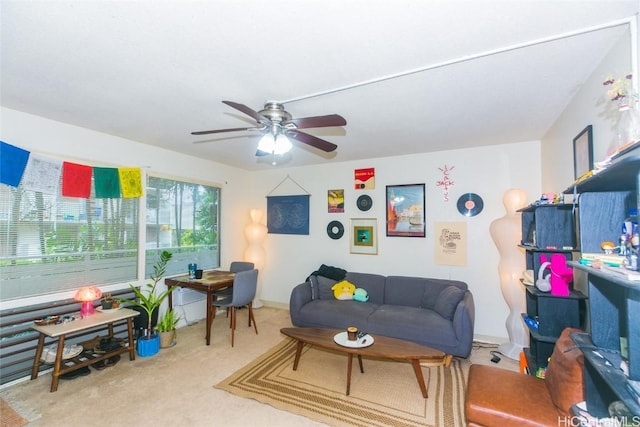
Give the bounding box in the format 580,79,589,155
433,286,465,320
317,264,347,281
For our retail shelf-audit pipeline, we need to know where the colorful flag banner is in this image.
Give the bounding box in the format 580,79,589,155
62,161,93,198
0,141,30,187
118,167,143,198
94,167,121,198
21,154,62,194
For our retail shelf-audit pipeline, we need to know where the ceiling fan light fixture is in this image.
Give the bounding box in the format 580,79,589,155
257,132,292,155
274,133,292,155
257,133,275,153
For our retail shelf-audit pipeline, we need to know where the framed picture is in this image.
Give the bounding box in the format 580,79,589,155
350,218,378,254
386,183,426,237
573,125,593,180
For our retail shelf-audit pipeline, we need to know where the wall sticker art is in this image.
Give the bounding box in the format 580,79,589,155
436,164,455,202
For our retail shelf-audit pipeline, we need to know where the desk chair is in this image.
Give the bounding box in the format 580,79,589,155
212,261,255,300
211,269,259,347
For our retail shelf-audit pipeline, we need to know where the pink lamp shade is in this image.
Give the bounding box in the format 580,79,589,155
74,286,102,317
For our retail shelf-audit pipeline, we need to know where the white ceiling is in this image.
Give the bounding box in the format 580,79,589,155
2,1,638,171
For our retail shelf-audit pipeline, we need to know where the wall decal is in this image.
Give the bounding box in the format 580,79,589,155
436,164,455,202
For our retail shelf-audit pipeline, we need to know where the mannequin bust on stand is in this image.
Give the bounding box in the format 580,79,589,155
490,188,528,360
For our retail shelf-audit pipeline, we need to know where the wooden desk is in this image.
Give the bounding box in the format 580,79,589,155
165,270,235,345
31,308,138,392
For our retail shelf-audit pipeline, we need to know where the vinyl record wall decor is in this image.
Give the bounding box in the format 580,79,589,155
356,194,372,211
456,193,484,217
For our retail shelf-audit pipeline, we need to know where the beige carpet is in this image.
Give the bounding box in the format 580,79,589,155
1,397,29,427
215,338,468,427
0,307,516,427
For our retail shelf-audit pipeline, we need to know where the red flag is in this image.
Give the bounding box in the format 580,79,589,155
62,161,92,198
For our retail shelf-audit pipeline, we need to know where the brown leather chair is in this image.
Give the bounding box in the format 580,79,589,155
465,328,584,427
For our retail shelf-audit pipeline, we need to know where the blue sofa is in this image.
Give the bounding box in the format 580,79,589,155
289,272,475,358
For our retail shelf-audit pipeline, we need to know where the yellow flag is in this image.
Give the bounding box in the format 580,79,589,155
118,167,143,198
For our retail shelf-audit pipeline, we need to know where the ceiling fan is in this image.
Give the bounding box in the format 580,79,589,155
191,101,346,156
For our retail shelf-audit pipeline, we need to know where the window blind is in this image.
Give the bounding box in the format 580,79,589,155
0,181,139,300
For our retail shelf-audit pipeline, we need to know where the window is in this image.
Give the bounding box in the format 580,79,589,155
0,182,139,300
145,176,220,277
0,173,220,302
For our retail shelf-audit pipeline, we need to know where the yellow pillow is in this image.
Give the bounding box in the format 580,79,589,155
331,280,356,300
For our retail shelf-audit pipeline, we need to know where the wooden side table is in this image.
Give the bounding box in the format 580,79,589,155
30,308,139,392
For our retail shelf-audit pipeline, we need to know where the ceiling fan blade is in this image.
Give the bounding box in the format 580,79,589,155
287,129,338,152
222,100,269,123
191,126,258,136
284,114,347,129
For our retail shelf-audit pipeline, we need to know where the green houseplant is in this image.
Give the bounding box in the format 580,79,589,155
157,308,181,348
120,250,174,356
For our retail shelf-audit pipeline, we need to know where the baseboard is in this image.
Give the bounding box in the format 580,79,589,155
258,300,288,310
473,334,508,345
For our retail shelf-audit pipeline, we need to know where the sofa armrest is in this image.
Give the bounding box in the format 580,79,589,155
289,282,312,326
452,290,475,357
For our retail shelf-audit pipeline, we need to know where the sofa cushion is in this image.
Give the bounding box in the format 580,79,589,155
317,276,339,300
308,275,318,300
295,299,378,330
367,305,457,348
544,327,584,416
384,276,426,308
345,272,386,304
433,286,465,320
419,279,467,309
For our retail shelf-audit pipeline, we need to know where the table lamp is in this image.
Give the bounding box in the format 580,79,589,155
74,286,102,317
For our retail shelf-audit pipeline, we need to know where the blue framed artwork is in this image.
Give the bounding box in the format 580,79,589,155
267,195,310,235
386,183,426,237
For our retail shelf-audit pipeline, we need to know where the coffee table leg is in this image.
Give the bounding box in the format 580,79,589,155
346,353,353,396
411,359,428,398
358,355,364,373
292,341,304,370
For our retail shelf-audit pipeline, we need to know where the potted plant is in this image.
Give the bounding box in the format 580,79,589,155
120,250,174,357
100,293,119,310
157,308,181,348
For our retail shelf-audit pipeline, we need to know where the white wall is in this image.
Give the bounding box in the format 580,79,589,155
2,106,542,340
246,141,541,339
0,107,250,317
541,19,637,192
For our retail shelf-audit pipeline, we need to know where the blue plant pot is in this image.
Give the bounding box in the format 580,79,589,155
137,334,160,357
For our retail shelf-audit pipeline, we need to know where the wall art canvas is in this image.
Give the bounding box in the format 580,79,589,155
434,221,467,266
267,195,310,235
328,189,344,213
350,218,377,254
354,167,375,190
386,184,425,237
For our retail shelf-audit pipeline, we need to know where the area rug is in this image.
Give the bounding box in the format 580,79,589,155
1,397,29,427
215,338,468,427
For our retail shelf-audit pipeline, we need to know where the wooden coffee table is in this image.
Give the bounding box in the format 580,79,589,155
280,327,445,398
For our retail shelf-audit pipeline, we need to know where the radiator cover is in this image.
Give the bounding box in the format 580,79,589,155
172,288,206,306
